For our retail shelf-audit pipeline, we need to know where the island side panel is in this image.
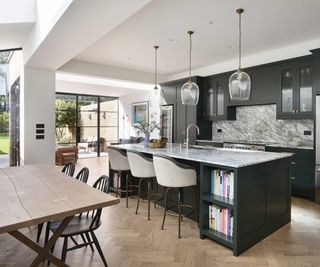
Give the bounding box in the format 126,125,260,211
236,157,292,256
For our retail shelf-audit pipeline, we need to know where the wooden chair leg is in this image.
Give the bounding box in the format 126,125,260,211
84,232,94,252
147,180,151,221
161,188,170,230
36,223,44,243
90,231,108,267
44,222,51,245
80,234,87,246
61,237,68,262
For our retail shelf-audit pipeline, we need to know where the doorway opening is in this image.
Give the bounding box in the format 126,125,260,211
0,49,22,167
55,93,119,159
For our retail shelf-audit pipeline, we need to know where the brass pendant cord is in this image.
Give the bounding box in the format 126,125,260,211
238,10,242,70
188,32,192,82
154,45,158,89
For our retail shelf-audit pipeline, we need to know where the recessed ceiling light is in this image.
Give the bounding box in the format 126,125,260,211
127,57,131,60
169,38,173,42
209,21,213,24
166,65,169,68
228,45,232,49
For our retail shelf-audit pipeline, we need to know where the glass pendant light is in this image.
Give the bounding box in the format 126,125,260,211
181,31,199,105
149,45,164,109
229,8,251,101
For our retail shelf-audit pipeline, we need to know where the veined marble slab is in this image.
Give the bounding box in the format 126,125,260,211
109,143,293,168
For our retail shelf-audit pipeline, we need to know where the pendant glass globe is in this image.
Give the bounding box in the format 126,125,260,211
181,80,199,105
149,86,164,109
228,70,251,101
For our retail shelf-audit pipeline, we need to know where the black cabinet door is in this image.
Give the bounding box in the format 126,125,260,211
203,80,215,121
203,74,234,122
265,146,315,201
277,57,314,119
249,65,277,105
228,65,277,106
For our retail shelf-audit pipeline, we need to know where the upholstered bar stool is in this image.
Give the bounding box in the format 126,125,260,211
107,147,136,208
153,155,198,238
127,151,162,220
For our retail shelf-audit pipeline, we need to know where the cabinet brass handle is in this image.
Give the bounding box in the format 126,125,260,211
296,109,300,113
292,110,295,113
291,177,296,180
291,162,296,165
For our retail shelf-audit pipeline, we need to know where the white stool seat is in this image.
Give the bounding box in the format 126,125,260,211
107,147,130,171
153,155,196,188
127,151,155,178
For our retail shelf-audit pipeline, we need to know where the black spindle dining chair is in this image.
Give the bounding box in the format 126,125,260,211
61,162,75,177
48,175,111,266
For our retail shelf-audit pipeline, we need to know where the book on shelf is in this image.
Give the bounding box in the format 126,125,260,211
210,169,234,200
208,204,234,237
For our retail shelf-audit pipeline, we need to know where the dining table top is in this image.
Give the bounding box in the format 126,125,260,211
0,163,120,235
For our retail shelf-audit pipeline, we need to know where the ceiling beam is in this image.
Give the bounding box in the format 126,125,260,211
23,0,152,69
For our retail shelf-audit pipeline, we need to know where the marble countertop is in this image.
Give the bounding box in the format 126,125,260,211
196,139,314,150
109,143,293,168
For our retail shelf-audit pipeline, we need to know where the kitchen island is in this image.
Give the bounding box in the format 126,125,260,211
109,143,293,256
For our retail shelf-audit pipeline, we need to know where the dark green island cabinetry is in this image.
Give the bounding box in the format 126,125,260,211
200,157,292,256
110,144,293,256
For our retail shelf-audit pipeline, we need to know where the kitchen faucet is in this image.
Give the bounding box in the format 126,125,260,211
185,124,200,149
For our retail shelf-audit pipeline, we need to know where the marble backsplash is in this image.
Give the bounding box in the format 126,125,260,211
212,104,314,147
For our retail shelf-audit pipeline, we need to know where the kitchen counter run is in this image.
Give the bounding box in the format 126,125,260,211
109,143,293,168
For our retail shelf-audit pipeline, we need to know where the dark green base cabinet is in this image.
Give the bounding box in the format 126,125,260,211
200,158,292,256
265,146,315,201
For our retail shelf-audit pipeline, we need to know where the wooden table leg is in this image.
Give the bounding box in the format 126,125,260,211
9,216,73,267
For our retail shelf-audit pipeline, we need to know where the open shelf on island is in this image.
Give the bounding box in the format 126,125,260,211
203,228,234,248
203,194,234,208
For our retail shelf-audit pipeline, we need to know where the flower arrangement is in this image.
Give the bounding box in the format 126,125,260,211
133,120,160,137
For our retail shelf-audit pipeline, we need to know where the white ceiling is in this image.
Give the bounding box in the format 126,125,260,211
75,0,320,76
0,23,34,50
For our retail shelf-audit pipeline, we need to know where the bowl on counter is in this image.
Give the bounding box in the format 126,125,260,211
149,139,167,148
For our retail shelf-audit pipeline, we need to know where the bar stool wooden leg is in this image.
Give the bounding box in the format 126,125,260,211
126,171,129,208
135,178,144,214
161,187,170,230
191,186,199,227
115,172,119,198
147,180,151,221
178,188,182,239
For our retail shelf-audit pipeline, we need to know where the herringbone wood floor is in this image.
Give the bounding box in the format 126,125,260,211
1,157,320,267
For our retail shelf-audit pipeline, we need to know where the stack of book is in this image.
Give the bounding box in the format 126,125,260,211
209,205,234,237
211,170,234,199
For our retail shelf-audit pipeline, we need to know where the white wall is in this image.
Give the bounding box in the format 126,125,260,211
23,67,55,165
119,92,161,140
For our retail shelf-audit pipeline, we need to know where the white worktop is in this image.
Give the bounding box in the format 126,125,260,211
109,143,293,168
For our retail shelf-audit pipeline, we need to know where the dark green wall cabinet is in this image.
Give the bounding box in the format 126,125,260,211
228,65,277,106
204,74,235,121
276,57,314,119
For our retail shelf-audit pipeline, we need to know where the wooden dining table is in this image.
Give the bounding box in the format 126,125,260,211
0,163,120,266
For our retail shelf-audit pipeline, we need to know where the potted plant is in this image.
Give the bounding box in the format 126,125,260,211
133,120,160,146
